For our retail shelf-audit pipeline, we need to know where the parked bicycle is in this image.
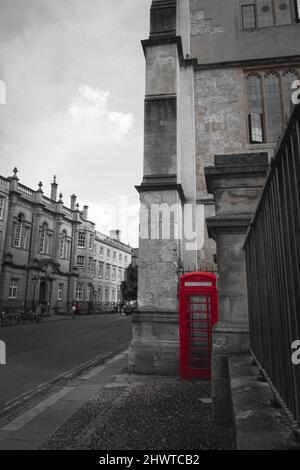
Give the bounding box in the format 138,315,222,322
0,310,42,326
19,310,42,324
0,311,20,327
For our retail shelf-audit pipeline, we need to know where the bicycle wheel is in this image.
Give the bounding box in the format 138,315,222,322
12,313,20,325
35,314,42,323
3,315,12,326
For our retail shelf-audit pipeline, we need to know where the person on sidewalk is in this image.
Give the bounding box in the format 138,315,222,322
75,302,80,317
71,302,76,319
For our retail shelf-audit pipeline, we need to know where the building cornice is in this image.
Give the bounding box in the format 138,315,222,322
206,215,252,240
194,55,300,72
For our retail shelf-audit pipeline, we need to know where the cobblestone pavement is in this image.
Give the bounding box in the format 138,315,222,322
41,379,235,450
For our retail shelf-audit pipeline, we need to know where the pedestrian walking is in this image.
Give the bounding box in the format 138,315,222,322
71,302,76,319
75,302,80,317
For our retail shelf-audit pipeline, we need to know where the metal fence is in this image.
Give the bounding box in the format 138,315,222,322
244,104,300,429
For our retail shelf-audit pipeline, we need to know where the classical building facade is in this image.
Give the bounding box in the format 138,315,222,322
0,169,132,314
129,0,300,375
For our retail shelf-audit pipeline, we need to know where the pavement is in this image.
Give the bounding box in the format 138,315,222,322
0,350,235,450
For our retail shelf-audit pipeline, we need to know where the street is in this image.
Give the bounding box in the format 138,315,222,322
0,314,132,409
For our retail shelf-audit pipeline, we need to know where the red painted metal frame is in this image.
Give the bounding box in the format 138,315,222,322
180,273,219,380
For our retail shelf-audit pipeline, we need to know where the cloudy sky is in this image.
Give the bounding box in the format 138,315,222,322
0,0,152,246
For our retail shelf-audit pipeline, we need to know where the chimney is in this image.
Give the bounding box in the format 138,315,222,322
70,194,77,211
83,205,89,220
110,230,121,242
51,176,58,201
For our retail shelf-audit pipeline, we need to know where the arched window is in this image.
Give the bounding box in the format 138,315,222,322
246,68,300,144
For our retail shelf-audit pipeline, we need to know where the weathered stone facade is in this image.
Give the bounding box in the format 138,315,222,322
129,0,300,374
0,170,132,315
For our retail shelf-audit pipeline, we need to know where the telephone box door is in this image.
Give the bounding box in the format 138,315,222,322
180,273,218,380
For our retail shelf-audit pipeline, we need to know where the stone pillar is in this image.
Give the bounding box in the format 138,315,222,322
205,153,269,354
128,0,185,375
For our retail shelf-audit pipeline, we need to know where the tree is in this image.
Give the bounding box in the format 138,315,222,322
120,264,138,301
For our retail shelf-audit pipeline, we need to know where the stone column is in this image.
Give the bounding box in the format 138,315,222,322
205,153,269,354
128,0,185,375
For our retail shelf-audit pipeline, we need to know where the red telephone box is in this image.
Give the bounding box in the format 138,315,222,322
180,273,219,380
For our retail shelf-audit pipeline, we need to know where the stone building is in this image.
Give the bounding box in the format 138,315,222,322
129,0,300,374
0,169,132,314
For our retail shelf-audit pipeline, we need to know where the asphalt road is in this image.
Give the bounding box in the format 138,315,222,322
0,314,132,409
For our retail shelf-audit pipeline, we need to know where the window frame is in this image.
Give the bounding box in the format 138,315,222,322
59,232,67,259
76,283,84,301
39,223,48,254
57,283,64,301
99,261,104,279
9,279,18,299
77,232,86,248
14,222,22,248
77,255,85,267
241,0,296,29
0,197,5,220
245,68,300,144
242,3,257,29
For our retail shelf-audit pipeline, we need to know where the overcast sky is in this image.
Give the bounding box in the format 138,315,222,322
0,0,152,246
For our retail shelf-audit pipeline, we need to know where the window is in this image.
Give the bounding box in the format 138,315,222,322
97,287,102,303
274,0,292,25
100,246,104,257
282,70,299,117
60,232,67,259
119,253,122,264
264,72,283,142
39,223,48,254
77,255,85,267
118,268,122,281
112,289,116,302
78,232,86,248
296,0,300,20
14,223,22,247
112,266,117,281
124,256,128,266
99,262,104,279
113,251,117,262
107,249,111,259
89,234,94,250
105,288,109,302
66,240,71,259
76,283,84,301
246,69,300,144
23,227,28,250
58,284,64,301
105,264,111,280
241,0,294,29
9,279,18,299
242,3,257,28
0,197,5,219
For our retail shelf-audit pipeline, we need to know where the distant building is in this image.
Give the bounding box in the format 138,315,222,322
0,169,132,314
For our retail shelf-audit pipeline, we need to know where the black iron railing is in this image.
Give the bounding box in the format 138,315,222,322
244,104,300,429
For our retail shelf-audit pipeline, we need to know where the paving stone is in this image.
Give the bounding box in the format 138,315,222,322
40,381,235,451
